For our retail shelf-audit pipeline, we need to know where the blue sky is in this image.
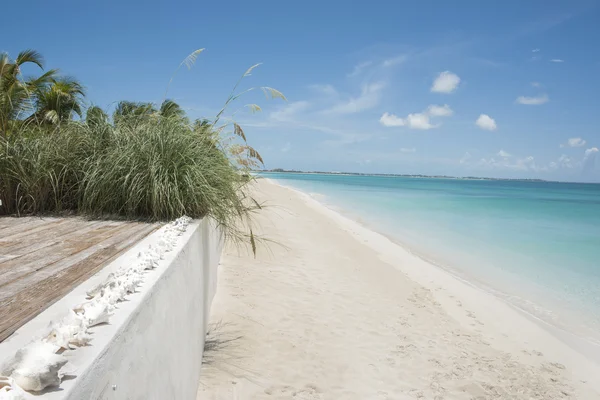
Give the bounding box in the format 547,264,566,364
2,0,600,181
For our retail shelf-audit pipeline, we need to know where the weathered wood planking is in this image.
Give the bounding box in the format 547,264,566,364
0,217,160,342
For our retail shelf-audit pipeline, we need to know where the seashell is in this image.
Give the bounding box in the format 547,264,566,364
44,312,91,350
9,342,67,392
0,376,11,390
73,301,111,327
85,273,115,299
117,272,141,294
0,376,26,399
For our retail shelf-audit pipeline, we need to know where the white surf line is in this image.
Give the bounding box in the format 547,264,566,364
0,216,192,397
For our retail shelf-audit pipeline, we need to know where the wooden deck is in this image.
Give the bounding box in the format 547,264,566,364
0,217,160,342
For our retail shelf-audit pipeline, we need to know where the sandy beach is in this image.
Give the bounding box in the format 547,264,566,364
197,179,600,399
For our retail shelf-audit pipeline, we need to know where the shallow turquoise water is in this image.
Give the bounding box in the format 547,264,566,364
263,172,600,346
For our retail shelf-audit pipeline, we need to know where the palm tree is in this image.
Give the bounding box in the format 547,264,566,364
113,101,156,121
193,118,212,134
159,99,187,122
0,49,56,135
28,77,85,125
85,106,109,127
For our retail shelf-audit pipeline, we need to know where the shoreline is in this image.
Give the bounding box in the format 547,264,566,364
263,179,600,385
267,177,600,365
199,179,600,399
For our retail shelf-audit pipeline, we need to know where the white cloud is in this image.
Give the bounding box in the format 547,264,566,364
379,112,405,127
583,147,599,174
427,104,453,117
404,113,438,130
400,147,416,153
347,61,373,77
270,101,311,121
497,150,511,158
382,55,407,67
550,59,564,63
532,48,540,53
517,156,538,171
380,104,451,129
476,114,497,131
379,112,438,130
531,82,542,88
309,84,338,96
584,147,599,161
281,142,291,153
557,154,573,168
379,112,437,129
560,137,586,148
469,151,591,173
325,82,386,114
460,152,472,164
431,71,461,93
516,94,549,105
477,155,538,171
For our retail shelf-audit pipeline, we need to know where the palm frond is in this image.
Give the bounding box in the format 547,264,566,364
160,99,186,119
26,69,58,88
0,53,10,76
86,106,109,126
15,49,44,69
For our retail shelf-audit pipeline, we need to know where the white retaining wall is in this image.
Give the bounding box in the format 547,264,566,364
0,218,222,400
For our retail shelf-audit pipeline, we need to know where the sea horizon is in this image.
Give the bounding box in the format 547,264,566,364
258,169,600,185
262,171,600,361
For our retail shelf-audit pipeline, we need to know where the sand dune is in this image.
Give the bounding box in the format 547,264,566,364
197,179,600,399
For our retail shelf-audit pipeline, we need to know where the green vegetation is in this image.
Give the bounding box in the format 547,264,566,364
0,48,284,247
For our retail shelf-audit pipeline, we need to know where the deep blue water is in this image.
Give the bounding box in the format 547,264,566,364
263,172,600,345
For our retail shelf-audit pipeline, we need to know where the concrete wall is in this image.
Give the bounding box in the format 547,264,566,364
0,218,222,400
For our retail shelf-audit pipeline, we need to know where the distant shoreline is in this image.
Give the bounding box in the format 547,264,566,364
258,169,552,183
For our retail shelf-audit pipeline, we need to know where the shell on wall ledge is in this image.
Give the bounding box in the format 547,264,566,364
0,216,192,394
4,342,67,393
0,375,26,400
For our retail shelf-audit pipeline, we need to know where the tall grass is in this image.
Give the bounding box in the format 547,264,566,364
0,123,90,215
0,50,283,250
0,118,260,244
80,116,246,222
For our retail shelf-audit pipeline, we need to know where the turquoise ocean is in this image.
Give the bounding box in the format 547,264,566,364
263,172,600,358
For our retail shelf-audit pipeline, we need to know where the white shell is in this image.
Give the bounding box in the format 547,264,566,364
0,376,25,400
73,300,111,327
44,311,91,350
9,342,67,392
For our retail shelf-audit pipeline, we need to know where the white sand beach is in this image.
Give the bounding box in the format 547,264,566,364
197,179,600,399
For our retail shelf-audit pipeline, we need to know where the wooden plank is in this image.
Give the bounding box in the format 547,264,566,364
0,218,72,243
0,220,109,257
0,223,159,342
0,220,71,257
0,217,31,231
0,221,128,284
0,217,62,237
